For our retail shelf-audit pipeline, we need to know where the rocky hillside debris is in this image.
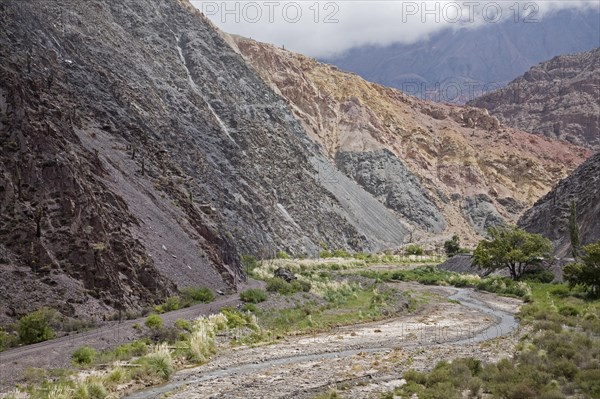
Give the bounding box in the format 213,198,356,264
274,268,297,282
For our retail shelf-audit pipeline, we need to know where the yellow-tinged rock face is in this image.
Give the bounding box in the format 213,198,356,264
231,35,592,244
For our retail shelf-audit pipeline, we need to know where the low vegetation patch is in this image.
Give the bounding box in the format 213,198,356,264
153,287,215,313
240,288,268,303
266,277,311,295
8,310,260,399
71,346,97,366
389,281,600,399
358,266,532,298
16,308,58,345
145,314,163,330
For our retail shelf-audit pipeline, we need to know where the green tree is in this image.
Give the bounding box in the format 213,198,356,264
444,235,461,257
563,240,600,297
569,201,580,258
17,308,57,344
473,225,552,280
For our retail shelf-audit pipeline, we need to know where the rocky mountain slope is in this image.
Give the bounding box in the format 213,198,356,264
228,35,590,243
469,48,600,150
324,9,599,104
0,0,592,327
0,0,408,325
519,152,600,257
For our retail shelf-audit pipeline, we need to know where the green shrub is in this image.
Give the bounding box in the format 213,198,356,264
507,381,537,399
17,308,57,345
74,383,90,399
575,368,600,397
558,305,579,317
405,244,424,256
145,314,163,330
541,390,565,399
291,280,312,292
319,250,333,258
162,296,180,311
523,269,555,283
147,326,180,344
582,316,600,334
87,382,108,399
241,303,258,313
404,369,428,385
333,249,351,258
353,252,370,260
222,308,248,329
72,346,97,365
221,308,258,330
467,377,483,397
276,251,290,259
240,288,268,303
550,286,571,298
181,287,215,303
0,329,14,351
266,278,311,295
266,277,293,294
147,353,173,380
533,320,562,333
174,318,192,332
106,367,126,386
551,359,578,379
112,340,148,360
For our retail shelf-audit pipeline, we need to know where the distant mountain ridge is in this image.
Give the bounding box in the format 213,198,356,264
325,9,600,104
469,48,600,150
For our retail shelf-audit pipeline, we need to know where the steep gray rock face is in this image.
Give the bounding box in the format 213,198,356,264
335,150,446,233
469,48,600,149
437,254,490,277
461,194,505,236
519,153,600,257
0,0,412,323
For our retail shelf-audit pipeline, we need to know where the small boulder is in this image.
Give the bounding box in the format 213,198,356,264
274,267,297,282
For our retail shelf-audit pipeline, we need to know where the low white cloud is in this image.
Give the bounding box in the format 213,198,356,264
191,0,599,57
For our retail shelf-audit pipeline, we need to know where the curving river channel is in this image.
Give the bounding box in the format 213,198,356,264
125,287,519,399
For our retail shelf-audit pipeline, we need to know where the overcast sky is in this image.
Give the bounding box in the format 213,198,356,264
190,0,599,57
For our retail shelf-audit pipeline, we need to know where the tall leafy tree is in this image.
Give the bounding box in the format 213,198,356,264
568,200,580,258
473,225,553,280
444,235,461,257
563,240,600,297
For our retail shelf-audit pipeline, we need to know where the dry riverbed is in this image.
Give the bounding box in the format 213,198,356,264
125,282,522,399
